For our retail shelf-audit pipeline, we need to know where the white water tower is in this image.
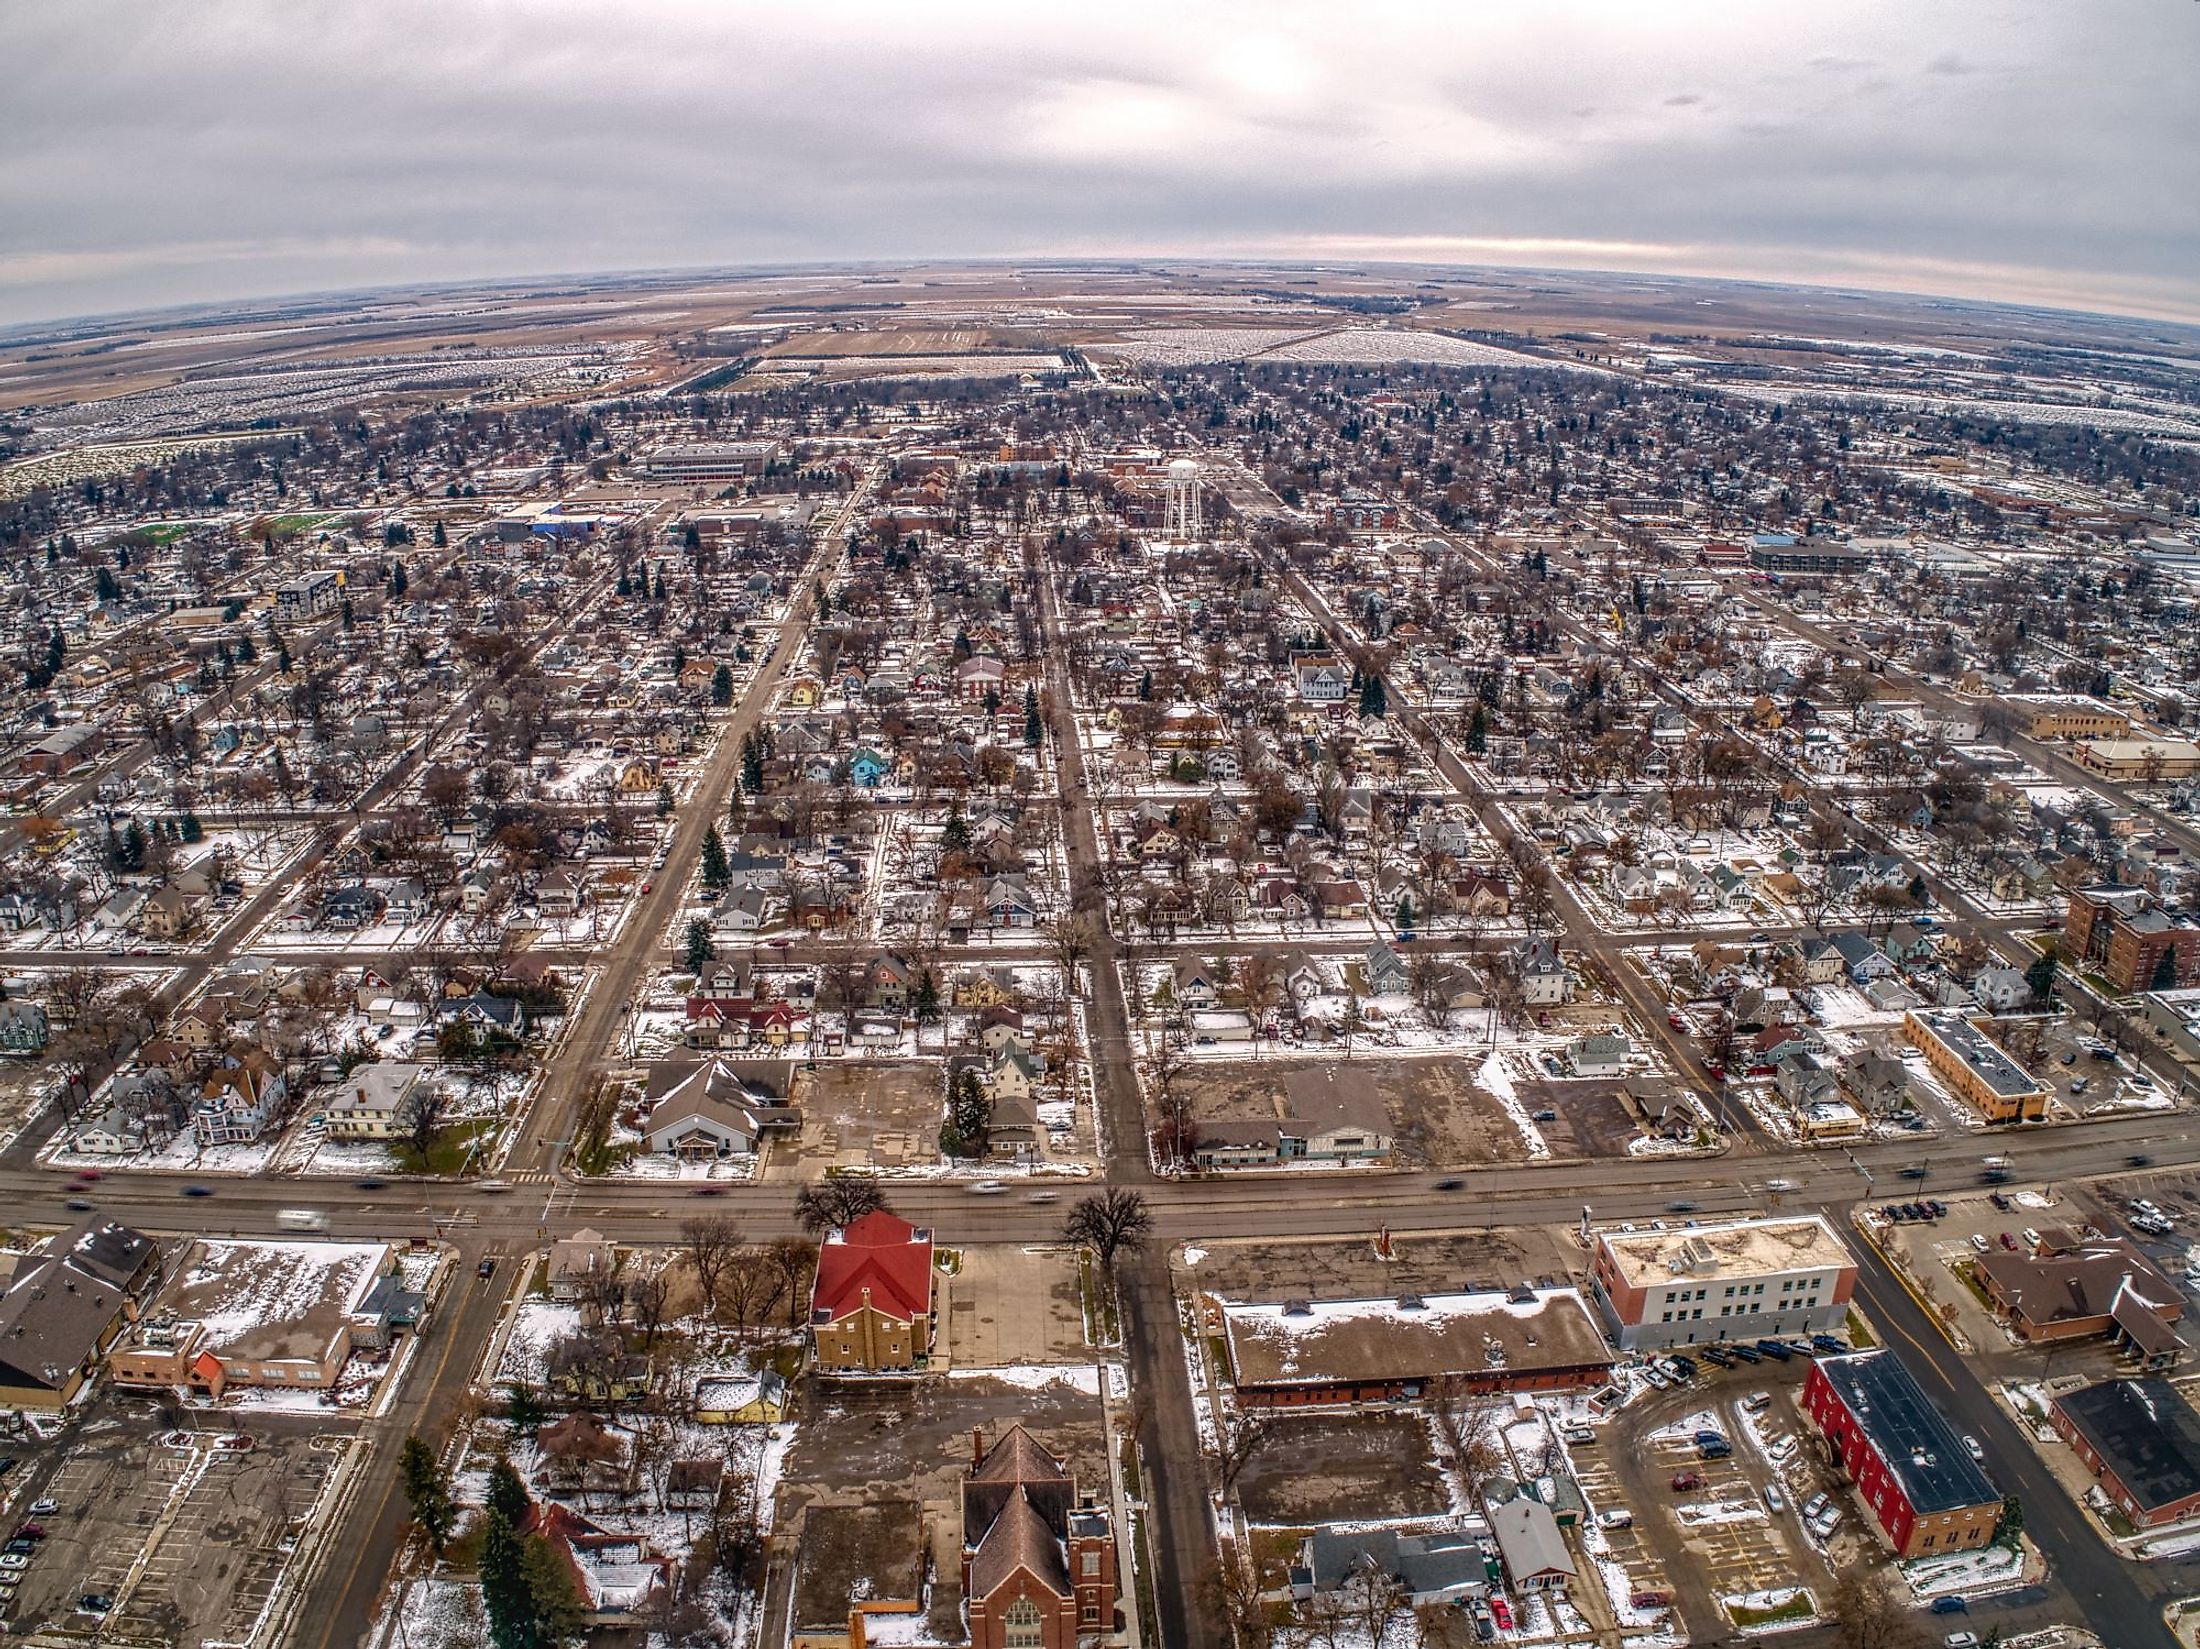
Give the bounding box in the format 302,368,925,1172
1164,456,1202,542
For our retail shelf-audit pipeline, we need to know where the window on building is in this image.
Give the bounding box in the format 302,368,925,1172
1004,1598,1044,1648
1083,1551,1101,1576
1083,1604,1101,1623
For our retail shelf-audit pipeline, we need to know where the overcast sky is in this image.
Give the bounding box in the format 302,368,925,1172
3,0,2197,327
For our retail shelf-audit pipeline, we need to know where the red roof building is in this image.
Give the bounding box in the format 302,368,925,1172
810,1211,937,1373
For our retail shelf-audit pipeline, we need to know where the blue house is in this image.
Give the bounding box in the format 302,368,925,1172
848,748,889,788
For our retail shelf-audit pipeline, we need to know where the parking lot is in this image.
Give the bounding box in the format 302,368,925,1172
943,1244,1088,1368
1,1420,346,1646
772,1062,944,1175
1592,1366,1842,1637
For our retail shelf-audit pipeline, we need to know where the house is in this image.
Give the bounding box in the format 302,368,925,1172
1974,1236,2186,1357
1363,942,1410,999
1291,1527,1488,1607
547,1228,619,1302
643,1058,800,1160
1191,1066,1393,1171
139,883,195,941
0,999,49,1053
0,1216,161,1410
521,1500,673,1625
536,868,586,919
694,1368,789,1425
1830,931,1895,985
193,1051,287,1146
1566,1032,1632,1079
1171,959,1220,1012
810,1211,937,1373
961,1426,1118,1649
1971,966,2034,1013
1510,938,1570,1006
1490,1498,1574,1592
323,1062,428,1142
442,990,526,1041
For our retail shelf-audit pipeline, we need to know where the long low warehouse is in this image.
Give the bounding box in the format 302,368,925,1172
1216,1285,1614,1407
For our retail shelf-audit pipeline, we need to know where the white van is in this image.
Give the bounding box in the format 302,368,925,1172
276,1209,328,1232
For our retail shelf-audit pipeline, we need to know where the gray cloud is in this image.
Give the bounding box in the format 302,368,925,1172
0,0,2195,325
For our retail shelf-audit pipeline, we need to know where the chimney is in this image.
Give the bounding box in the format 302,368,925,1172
972,1427,986,1468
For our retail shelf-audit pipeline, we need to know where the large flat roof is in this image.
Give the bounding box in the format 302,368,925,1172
1816,1350,1999,1514
1907,1010,2045,1101
2054,1380,2200,1514
1222,1287,1610,1391
1599,1215,1853,1289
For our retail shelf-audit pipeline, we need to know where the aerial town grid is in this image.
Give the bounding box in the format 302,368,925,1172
0,260,2198,1649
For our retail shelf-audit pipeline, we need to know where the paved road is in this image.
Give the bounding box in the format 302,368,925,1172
510,472,873,1177
1039,553,1221,1649
1848,1238,2191,1649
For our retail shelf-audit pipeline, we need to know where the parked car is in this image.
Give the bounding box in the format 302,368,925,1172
1488,1598,1514,1632
1930,1596,1969,1615
1944,1633,1981,1648
1754,1339,1792,1361
1596,1508,1633,1530
1763,1483,1786,1514
1670,1471,1704,1491
1728,1343,1763,1364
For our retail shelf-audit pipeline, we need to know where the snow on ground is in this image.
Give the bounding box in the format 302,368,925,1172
180,1238,389,1347
947,1364,1102,1394
1676,1498,1768,1528
1902,1541,2024,1598
1646,1409,1721,1444
1476,1050,1551,1160
494,1300,584,1389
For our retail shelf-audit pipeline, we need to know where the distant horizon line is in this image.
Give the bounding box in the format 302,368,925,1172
7,251,2199,349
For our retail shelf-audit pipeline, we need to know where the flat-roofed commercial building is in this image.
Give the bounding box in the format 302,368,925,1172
644,440,783,483
1901,1010,2049,1124
1590,1215,1856,1351
1218,1286,1613,1407
2053,1379,2200,1529
2001,694,2132,741
1802,1350,2001,1557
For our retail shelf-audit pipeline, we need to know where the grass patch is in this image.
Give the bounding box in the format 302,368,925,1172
1725,1590,1814,1628
1205,1333,1235,1384
1129,1509,1160,1647
1118,1434,1141,1501
1846,1307,1877,1349
1080,1251,1120,1346
394,1119,500,1176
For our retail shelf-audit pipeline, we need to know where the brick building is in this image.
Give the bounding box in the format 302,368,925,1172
1801,1351,2001,1558
808,1211,936,1373
2053,1379,2200,1529
961,1426,1118,1649
2065,886,2200,994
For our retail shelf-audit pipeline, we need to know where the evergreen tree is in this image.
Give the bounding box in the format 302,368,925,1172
276,636,292,673
520,1535,586,1644
1023,684,1043,749
672,643,687,677
940,803,970,856
479,1510,531,1649
711,663,734,706
912,969,940,1029
940,1067,993,1158
123,819,148,872
655,781,674,818
235,631,257,664
1359,673,1388,718
740,730,766,793
684,917,714,972
340,597,355,630
504,1381,546,1441
179,811,203,844
486,1456,531,1529
1466,704,1489,754
398,1435,457,1554
391,561,408,597
700,824,730,889
432,519,447,548
95,566,121,604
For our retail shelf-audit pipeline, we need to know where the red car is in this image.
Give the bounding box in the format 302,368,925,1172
639,880,652,894
1671,1470,1704,1491
1489,1597,1514,1632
